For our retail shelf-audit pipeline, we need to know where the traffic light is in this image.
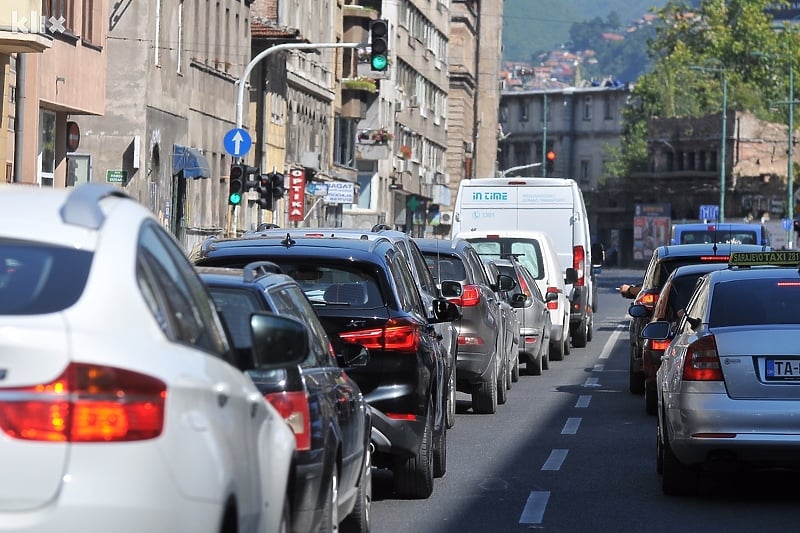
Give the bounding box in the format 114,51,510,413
546,150,556,174
269,172,285,200
256,174,273,210
369,19,389,72
228,164,244,206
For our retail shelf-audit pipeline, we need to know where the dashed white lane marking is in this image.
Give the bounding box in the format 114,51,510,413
519,491,550,525
584,377,600,387
575,395,592,408
593,363,605,372
561,417,582,435
599,324,626,360
542,449,569,471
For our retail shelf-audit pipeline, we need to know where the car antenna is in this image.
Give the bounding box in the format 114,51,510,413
281,233,296,248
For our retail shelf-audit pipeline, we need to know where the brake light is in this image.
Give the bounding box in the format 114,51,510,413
338,318,420,353
777,281,800,287
546,287,559,310
458,335,485,346
386,413,418,421
0,363,166,442
651,339,671,351
450,284,481,307
265,391,311,451
573,246,585,286
636,290,659,309
682,335,722,381
699,255,729,262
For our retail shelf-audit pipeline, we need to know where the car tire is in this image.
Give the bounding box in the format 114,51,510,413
506,355,513,390
526,353,542,376
393,413,434,499
629,348,645,395
661,433,695,496
572,316,588,348
319,465,339,533
541,340,550,371
433,422,447,478
341,450,371,533
472,362,498,414
586,313,594,342
497,359,508,405
550,338,564,362
563,322,571,356
445,368,456,429
656,422,664,475
511,356,520,383
645,384,658,416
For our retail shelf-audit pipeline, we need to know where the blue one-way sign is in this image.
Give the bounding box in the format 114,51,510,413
223,128,252,157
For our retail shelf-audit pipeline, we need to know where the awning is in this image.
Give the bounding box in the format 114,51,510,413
173,144,211,178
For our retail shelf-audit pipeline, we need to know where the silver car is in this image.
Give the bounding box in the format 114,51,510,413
643,250,800,495
482,258,521,399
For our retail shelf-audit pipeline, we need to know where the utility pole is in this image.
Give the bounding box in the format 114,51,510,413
542,92,548,178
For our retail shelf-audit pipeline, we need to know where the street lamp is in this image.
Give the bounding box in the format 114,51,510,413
689,61,727,222
500,162,542,178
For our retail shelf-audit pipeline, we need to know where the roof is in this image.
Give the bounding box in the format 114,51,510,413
194,234,392,263
654,243,770,259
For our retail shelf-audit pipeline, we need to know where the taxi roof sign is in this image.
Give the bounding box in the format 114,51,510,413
729,251,800,267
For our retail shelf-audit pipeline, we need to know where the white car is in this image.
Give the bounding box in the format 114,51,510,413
0,184,295,533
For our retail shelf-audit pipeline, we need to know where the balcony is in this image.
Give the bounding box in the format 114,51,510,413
356,128,393,160
0,0,53,53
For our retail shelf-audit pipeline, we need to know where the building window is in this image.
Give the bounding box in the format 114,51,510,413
355,171,374,209
583,96,592,121
580,159,590,182
39,110,57,187
177,1,184,74
604,95,613,120
499,105,508,123
520,100,528,122
44,0,74,34
81,0,96,44
334,116,356,168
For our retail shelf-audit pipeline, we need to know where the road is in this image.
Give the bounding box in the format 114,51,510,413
370,268,800,532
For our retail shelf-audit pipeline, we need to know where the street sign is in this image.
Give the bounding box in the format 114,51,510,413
699,204,719,221
783,218,793,231
106,169,127,183
223,128,252,157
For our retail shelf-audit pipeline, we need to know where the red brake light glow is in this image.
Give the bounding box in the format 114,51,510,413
449,284,481,307
265,391,311,451
777,282,800,287
573,245,585,286
700,255,729,262
338,318,421,353
636,291,659,309
651,339,671,351
683,335,723,381
0,363,166,442
546,287,559,310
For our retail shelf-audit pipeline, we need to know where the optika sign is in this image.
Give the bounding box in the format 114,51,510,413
288,169,305,222
10,11,67,34
471,191,508,201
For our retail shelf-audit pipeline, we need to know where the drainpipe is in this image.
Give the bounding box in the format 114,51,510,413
13,54,25,183
471,3,481,180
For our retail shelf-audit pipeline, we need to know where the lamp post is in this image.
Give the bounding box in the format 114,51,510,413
690,61,727,222
542,92,548,178
500,162,542,178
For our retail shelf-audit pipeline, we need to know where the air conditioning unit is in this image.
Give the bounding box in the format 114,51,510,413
394,101,404,113
464,141,474,154
423,170,434,184
408,95,420,108
440,210,454,225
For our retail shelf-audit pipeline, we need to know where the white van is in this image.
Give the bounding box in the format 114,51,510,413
455,229,573,360
451,177,603,347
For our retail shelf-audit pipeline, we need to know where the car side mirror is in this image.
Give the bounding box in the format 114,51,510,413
510,293,528,307
628,304,651,319
338,342,369,368
249,312,308,369
440,280,463,298
641,320,671,341
545,291,559,303
431,298,462,323
564,267,579,285
497,274,517,292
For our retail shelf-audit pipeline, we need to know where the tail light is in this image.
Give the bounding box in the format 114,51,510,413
449,284,481,307
650,339,671,351
265,391,311,451
0,363,166,442
458,335,485,346
635,290,659,310
682,335,722,381
338,317,421,353
573,245,585,286
546,287,559,310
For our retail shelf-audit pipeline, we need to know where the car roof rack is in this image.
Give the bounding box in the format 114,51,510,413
243,260,283,281
60,184,130,229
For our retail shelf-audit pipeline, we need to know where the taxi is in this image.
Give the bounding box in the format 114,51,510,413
642,250,800,495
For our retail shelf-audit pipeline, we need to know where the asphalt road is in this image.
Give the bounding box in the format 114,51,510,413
370,267,800,533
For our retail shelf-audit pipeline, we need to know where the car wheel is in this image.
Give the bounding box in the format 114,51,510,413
662,433,695,496
393,413,434,499
572,317,588,348
541,339,550,371
341,449,371,533
629,348,645,395
445,368,456,429
526,352,542,376
586,313,594,342
563,322,571,356
472,362,497,414
645,384,658,416
433,422,447,478
506,354,513,390
656,422,664,475
511,356,520,383
497,359,508,405
319,465,339,533
550,338,564,362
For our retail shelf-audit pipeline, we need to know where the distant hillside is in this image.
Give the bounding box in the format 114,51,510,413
503,0,668,62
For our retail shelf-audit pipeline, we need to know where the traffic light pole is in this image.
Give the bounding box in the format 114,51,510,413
236,42,363,131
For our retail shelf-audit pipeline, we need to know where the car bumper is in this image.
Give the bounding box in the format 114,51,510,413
666,388,800,468
291,452,327,533
569,286,589,323
370,408,426,459
456,349,495,384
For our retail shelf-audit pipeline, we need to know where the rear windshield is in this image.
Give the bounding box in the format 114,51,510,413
709,278,800,327
680,230,758,245
0,241,92,315
466,238,544,279
646,257,729,291
422,253,466,282
277,262,384,309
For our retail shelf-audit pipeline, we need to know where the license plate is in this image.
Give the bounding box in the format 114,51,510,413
765,359,800,380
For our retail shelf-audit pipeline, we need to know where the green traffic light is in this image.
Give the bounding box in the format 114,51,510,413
229,192,242,205
371,55,388,71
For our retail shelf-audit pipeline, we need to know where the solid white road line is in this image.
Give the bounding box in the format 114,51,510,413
593,363,605,372
599,324,627,360
561,417,582,435
519,491,550,525
575,395,591,408
584,377,600,387
542,449,569,471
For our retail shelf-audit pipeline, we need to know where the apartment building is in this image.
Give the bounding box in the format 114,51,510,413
2,1,106,188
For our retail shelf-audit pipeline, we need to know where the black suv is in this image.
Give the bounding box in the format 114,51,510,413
197,262,371,532
192,235,460,499
625,243,770,395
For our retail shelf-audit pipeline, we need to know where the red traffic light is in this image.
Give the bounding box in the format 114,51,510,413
546,150,556,161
